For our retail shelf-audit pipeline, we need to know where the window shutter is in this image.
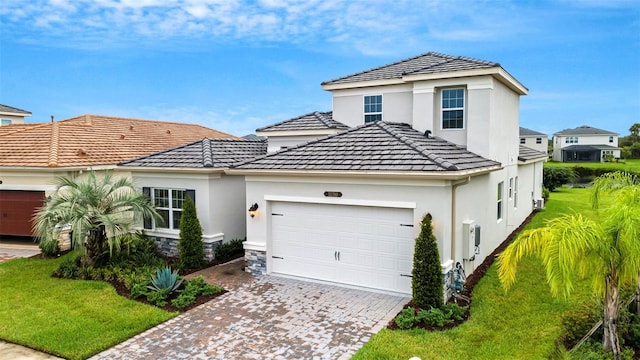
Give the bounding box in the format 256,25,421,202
186,189,196,206
142,187,152,229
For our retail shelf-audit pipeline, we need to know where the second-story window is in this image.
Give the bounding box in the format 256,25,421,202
536,138,543,144
609,136,614,143
364,95,382,123
520,138,526,144
565,136,578,144
442,88,464,129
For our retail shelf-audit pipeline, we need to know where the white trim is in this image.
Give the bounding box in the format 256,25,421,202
441,259,454,273
0,184,57,191
256,129,341,137
363,94,383,123
203,233,224,244
243,241,267,252
265,195,417,209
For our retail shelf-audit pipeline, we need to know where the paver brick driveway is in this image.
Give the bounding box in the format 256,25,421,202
91,261,408,360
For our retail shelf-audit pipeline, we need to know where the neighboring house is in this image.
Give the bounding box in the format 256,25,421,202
0,114,237,237
552,125,620,162
519,127,548,154
119,138,266,259
229,52,547,296
0,104,31,125
255,111,348,152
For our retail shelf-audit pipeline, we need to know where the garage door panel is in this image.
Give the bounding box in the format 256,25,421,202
270,202,416,294
0,191,45,237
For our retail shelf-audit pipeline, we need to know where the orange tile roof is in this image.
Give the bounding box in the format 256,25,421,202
0,114,239,167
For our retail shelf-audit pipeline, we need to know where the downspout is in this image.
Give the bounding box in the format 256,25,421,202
451,176,471,263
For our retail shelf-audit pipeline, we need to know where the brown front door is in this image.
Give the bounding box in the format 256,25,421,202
0,190,45,236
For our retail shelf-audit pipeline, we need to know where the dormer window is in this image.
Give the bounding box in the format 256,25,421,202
442,88,464,129
364,95,382,123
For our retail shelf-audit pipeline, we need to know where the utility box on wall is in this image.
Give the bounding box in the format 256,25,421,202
462,220,476,260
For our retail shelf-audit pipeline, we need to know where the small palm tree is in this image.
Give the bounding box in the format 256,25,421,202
497,184,640,359
592,171,640,316
33,170,161,267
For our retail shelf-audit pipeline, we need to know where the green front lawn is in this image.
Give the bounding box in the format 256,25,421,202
545,158,640,173
0,255,176,360
353,188,595,360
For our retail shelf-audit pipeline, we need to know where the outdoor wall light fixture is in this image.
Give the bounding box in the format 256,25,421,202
248,203,259,218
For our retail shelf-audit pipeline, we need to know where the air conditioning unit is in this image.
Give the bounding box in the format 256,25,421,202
462,220,480,260
534,198,544,209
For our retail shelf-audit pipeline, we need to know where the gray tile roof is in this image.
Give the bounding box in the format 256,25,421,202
322,52,499,85
554,125,617,136
518,145,548,161
234,121,500,172
0,104,31,115
242,134,266,141
519,127,546,137
256,111,348,132
120,138,267,168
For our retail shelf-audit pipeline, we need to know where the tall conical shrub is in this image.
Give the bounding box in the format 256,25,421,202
178,194,204,269
412,213,444,309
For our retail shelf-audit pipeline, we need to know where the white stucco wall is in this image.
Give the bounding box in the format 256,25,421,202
264,134,330,153
243,171,538,279
521,136,548,154
0,114,27,125
331,84,413,127
129,172,247,243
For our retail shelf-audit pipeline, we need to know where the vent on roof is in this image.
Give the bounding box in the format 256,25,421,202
166,129,171,134
129,125,134,130
120,134,126,140
76,148,88,157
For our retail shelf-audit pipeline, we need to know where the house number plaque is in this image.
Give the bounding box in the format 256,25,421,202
323,191,342,198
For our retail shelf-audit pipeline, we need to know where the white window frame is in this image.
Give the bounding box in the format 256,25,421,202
152,188,186,230
536,137,542,144
497,181,504,221
0,119,11,125
363,95,382,123
441,87,465,130
609,136,614,143
565,136,578,144
520,138,526,144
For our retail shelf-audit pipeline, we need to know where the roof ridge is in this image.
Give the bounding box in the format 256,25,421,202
314,111,337,128
232,122,369,168
0,122,49,137
321,51,440,85
48,122,60,167
202,138,214,168
375,122,459,170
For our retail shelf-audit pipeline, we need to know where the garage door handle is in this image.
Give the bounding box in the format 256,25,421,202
337,251,340,261
400,274,413,278
400,224,414,227
334,251,337,260
272,256,283,259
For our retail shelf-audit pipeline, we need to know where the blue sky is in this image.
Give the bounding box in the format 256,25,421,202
1,0,638,138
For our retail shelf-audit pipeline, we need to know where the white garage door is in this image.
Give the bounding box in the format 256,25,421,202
270,202,416,294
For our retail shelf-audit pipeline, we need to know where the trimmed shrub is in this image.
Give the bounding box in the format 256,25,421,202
411,213,443,310
39,238,60,257
560,301,602,348
395,308,419,330
214,238,245,261
543,166,576,191
178,194,204,269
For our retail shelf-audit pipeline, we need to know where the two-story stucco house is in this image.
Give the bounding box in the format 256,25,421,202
0,104,31,125
552,125,620,162
520,127,548,154
229,52,546,296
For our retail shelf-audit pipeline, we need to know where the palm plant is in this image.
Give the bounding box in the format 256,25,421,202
592,171,640,317
497,184,640,359
33,170,161,267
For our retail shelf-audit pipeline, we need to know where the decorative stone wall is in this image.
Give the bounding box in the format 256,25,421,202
245,249,266,275
150,236,221,261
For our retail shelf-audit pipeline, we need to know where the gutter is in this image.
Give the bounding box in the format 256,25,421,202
451,176,471,264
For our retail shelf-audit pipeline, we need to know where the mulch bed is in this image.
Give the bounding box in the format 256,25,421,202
387,209,540,331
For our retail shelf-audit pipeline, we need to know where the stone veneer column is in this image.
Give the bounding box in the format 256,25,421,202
245,249,266,275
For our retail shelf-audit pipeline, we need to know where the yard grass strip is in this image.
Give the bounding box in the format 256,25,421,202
0,255,177,360
544,158,640,173
353,187,596,360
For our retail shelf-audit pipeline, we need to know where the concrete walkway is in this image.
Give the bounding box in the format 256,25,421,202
0,241,40,263
0,340,62,360
91,260,408,359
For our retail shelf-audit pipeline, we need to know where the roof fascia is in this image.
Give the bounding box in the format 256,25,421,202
322,78,405,91
116,166,226,174
403,67,528,95
256,129,342,137
226,165,502,180
518,157,547,165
